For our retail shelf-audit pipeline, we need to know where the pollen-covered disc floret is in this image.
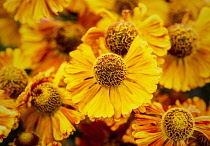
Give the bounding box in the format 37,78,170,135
14,132,39,146
168,24,198,57
93,53,127,87
105,21,138,56
0,66,28,98
161,108,195,142
31,82,62,115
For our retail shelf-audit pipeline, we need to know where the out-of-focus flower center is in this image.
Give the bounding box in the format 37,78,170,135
161,108,195,142
31,82,62,114
168,24,198,57
93,53,127,87
52,23,85,59
105,21,138,56
113,0,139,14
14,132,39,146
0,66,28,99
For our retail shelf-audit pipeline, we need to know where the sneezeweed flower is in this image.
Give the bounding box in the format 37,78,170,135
10,132,40,146
82,3,170,64
132,102,210,146
159,7,210,92
64,36,162,120
139,0,205,27
20,17,86,74
0,48,31,99
3,0,71,24
17,67,84,146
175,96,210,116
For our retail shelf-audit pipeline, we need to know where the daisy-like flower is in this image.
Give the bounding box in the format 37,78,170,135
3,0,71,24
159,7,210,92
132,102,210,146
0,48,31,99
10,132,40,146
82,3,170,64
64,36,162,120
175,96,210,117
139,0,205,27
17,66,84,146
0,91,20,143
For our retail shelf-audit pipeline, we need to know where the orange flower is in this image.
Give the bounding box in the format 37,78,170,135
132,102,210,146
17,66,84,145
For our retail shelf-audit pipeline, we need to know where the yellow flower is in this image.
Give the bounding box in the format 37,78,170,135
132,102,210,145
20,18,87,74
3,0,71,24
0,48,31,99
17,67,84,146
159,7,210,92
82,3,170,64
139,0,206,27
64,36,162,120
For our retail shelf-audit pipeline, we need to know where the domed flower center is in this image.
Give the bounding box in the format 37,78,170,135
52,23,85,59
168,24,198,57
31,83,62,115
0,66,28,99
161,108,195,142
105,21,138,56
113,0,139,14
93,53,127,87
15,132,39,146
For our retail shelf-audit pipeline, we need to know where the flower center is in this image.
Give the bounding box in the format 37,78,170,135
105,21,138,56
113,0,139,14
0,66,28,99
168,24,198,57
52,23,85,59
93,53,127,87
14,132,39,146
31,83,62,115
161,108,195,142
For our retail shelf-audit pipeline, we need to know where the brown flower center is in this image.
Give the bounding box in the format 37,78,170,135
93,53,127,87
113,0,139,14
161,108,195,142
168,24,198,57
52,23,85,59
0,66,28,99
14,132,39,146
105,21,138,56
31,83,62,115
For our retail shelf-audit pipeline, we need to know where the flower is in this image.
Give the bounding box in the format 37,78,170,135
139,0,206,27
132,102,210,145
0,48,31,99
11,132,40,146
64,36,162,120
159,7,210,92
82,3,170,64
175,96,210,116
3,0,71,24
17,66,84,146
